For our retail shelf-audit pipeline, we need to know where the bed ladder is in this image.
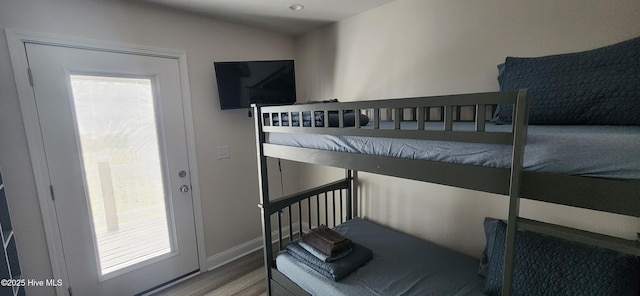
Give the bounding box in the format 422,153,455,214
502,89,528,296
500,89,640,295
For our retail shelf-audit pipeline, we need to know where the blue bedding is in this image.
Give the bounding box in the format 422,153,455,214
494,36,640,125
276,218,485,296
483,219,639,296
268,122,640,180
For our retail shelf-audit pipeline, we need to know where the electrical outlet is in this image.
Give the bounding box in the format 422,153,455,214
216,145,230,159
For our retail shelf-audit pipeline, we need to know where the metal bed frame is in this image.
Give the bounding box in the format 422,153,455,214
253,90,640,296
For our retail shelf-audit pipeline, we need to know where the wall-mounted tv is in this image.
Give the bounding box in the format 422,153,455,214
214,60,296,110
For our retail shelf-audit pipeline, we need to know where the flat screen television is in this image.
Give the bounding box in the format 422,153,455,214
214,60,296,110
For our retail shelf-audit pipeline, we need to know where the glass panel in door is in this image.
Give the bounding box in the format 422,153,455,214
69,75,172,276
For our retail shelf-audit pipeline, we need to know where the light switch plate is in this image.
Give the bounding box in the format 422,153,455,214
216,145,230,159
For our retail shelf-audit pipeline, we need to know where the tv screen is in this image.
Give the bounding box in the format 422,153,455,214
214,60,296,110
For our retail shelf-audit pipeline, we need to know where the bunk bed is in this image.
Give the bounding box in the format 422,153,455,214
253,36,640,296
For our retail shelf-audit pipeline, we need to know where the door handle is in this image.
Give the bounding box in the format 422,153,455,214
179,185,190,193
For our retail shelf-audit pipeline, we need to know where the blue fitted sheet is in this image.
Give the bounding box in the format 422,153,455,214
276,218,485,296
268,122,640,180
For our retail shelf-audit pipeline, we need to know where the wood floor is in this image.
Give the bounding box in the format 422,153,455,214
151,250,267,296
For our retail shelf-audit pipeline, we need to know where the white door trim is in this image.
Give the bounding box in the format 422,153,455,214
5,28,206,295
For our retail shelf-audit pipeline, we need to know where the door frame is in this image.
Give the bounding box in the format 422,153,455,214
5,28,206,295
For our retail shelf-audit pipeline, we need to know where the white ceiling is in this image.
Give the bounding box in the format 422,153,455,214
140,0,397,36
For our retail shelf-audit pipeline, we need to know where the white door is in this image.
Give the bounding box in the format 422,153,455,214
25,42,199,295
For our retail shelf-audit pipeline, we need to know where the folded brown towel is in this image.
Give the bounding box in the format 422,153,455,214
302,225,352,256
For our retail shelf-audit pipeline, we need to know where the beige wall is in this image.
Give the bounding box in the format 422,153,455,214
295,0,640,258
3,0,640,294
0,0,296,295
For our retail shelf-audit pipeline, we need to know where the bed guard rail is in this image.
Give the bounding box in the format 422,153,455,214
258,177,353,253
256,90,528,145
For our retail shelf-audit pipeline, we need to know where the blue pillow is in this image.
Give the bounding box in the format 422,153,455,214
494,36,640,125
484,220,640,296
478,217,501,277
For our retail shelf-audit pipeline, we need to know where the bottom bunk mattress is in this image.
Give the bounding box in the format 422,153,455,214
276,217,485,295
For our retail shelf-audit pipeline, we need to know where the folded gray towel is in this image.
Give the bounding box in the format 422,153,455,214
286,239,372,281
299,240,352,262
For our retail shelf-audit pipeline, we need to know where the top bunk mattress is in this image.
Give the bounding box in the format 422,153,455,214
267,122,640,180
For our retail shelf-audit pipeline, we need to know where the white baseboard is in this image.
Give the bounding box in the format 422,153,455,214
205,222,311,271
205,237,263,271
